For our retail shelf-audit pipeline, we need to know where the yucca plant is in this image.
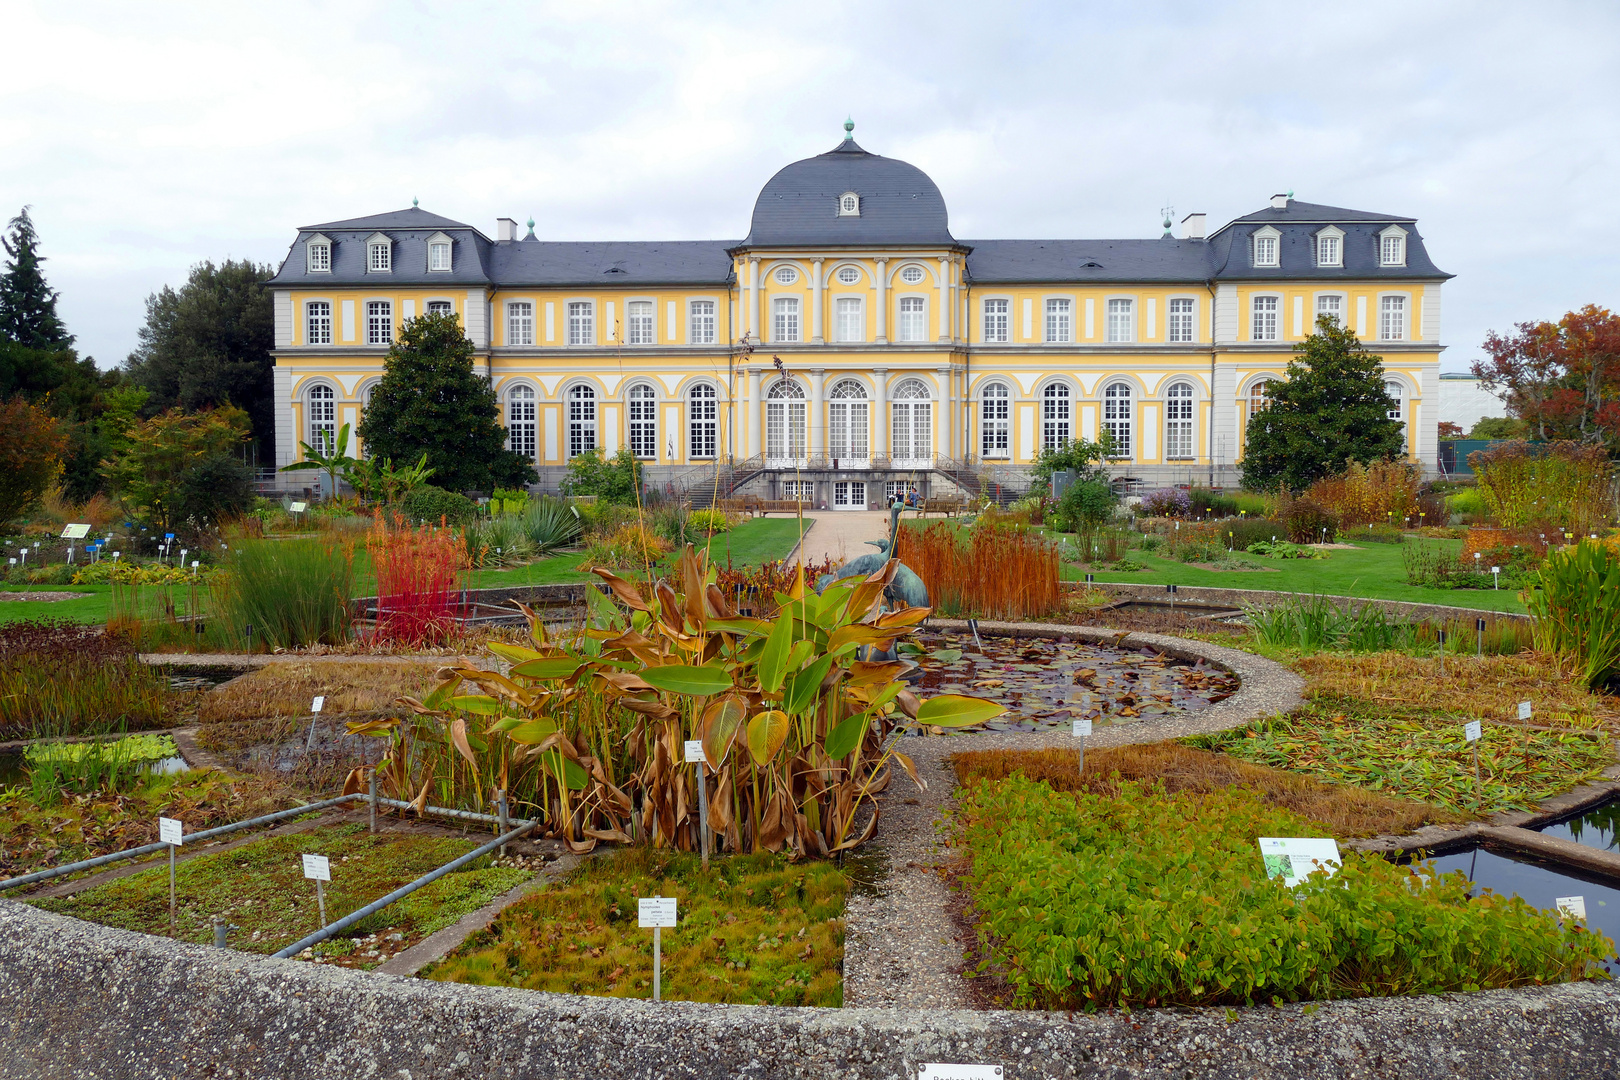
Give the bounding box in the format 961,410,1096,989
1525,539,1620,688
347,545,1004,858
521,496,582,554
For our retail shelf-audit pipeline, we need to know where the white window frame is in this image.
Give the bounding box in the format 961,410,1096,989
1379,294,1408,341
627,383,658,459
425,298,455,319
1247,378,1276,424
305,300,332,345
1167,297,1195,343
566,384,598,458
307,383,337,454
305,234,331,273
688,382,718,459
1314,292,1345,328
772,264,799,286
1315,226,1344,268
365,300,393,345
1379,225,1408,267
1044,297,1073,343
1384,379,1406,428
1041,382,1071,449
889,378,933,464
1251,294,1280,341
1252,226,1280,268
506,384,537,460
507,301,534,346
1164,381,1195,460
626,300,656,345
898,263,927,286
366,232,392,273
838,192,860,217
427,232,453,272
1105,298,1134,343
827,378,870,463
833,263,862,285
835,296,864,343
687,299,717,345
982,298,1010,343
566,300,595,346
765,379,808,463
897,295,927,342
981,381,1011,458
772,296,800,343
1102,382,1133,459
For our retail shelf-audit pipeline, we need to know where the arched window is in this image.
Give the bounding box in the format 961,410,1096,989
897,296,926,342
1249,380,1274,418
1165,382,1194,460
1041,383,1070,449
308,384,335,454
828,379,869,462
1102,382,1132,458
766,379,807,462
628,384,657,459
981,382,1011,458
507,385,537,460
891,378,932,463
567,385,597,458
1385,379,1405,430
688,384,717,459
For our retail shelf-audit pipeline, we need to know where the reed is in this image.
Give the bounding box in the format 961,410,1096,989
905,522,1060,620
0,621,171,740
211,537,357,650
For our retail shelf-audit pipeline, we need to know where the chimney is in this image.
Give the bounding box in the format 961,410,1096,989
1270,193,1290,210
1181,212,1206,240
496,217,517,242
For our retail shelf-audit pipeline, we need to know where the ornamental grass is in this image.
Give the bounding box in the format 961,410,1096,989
367,513,467,648
903,521,1060,620
1470,439,1614,534
0,620,171,740
1304,459,1420,527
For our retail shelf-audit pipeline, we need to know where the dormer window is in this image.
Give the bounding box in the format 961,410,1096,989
427,232,452,272
305,234,331,273
366,232,392,273
1379,225,1407,267
1315,226,1344,268
838,191,860,217
1252,226,1281,267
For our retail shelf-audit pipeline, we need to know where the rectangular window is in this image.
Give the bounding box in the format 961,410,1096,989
781,480,814,502
368,243,391,272
1167,298,1194,343
836,297,863,342
429,241,451,271
426,300,454,318
1381,234,1405,266
1251,296,1278,341
898,296,926,342
1105,298,1133,343
1316,294,1342,327
688,300,716,344
366,300,393,345
1317,235,1340,266
982,299,1009,342
1253,235,1277,266
507,301,534,346
307,243,330,273
306,301,331,345
567,302,593,345
1044,298,1072,343
625,300,655,345
1380,296,1406,340
772,297,799,342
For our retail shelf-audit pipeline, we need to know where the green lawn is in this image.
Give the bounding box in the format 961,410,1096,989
1071,538,1527,614
0,582,115,626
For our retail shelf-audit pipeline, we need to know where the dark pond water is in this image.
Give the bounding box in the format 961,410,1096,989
1536,797,1620,854
1405,845,1619,975
911,631,1240,733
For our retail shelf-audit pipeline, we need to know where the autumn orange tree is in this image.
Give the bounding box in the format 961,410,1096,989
1474,304,1620,452
0,395,66,525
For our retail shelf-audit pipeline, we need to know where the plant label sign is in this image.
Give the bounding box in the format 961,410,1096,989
1464,721,1482,743
60,523,90,539
1556,896,1587,921
918,1066,1003,1079
1072,718,1093,738
302,854,331,882
311,696,325,714
1518,701,1533,721
683,740,706,766
289,501,307,513
158,817,184,846
1257,837,1340,888
638,897,677,928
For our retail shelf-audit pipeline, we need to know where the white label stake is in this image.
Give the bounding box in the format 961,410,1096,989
639,897,678,1002
1465,721,1484,807
158,817,183,938
311,696,325,713
1518,701,1532,721
1556,896,1587,921
1464,720,1482,742
303,854,331,926
684,741,710,868
919,1066,1004,1080
1072,717,1092,775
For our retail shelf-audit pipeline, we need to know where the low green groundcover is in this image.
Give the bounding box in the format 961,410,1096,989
957,774,1611,1010
424,847,845,1006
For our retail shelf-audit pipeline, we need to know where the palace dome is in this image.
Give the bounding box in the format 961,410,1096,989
741,127,956,248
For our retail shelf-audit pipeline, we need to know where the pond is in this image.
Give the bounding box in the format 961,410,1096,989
0,738,190,789
912,631,1240,732
1536,797,1620,854
1406,845,1620,975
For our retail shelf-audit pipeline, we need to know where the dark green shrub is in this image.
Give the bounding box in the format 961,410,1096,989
1187,487,1239,518
957,774,1611,1010
560,447,643,504
400,484,477,525
1279,496,1339,543
175,452,257,527
1051,477,1117,531
1226,517,1285,550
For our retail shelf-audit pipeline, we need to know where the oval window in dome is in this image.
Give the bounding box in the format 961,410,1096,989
774,266,799,285
836,265,860,285
900,265,925,285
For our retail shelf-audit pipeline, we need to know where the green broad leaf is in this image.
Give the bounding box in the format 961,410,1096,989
824,712,871,760
929,648,963,663
785,638,817,671
915,694,1006,728
510,657,585,681
542,749,588,790
448,694,504,716
757,612,794,694
640,664,734,697
505,719,558,744
746,710,790,766
784,653,836,715
864,681,905,714
486,642,545,664
897,641,925,656
707,617,770,637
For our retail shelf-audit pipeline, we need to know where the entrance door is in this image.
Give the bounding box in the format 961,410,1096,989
833,481,867,509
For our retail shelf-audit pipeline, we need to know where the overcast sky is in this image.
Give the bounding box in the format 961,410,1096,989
4,0,1616,373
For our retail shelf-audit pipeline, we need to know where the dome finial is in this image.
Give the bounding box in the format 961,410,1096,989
843,116,854,141
524,216,536,239
412,196,419,207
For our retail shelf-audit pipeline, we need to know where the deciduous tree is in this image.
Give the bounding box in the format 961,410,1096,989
0,396,67,525
105,406,250,531
1473,304,1620,452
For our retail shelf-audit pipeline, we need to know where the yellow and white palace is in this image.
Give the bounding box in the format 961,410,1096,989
269,122,1448,506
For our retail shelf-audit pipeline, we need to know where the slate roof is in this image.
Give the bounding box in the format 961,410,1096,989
1226,199,1412,224
964,238,1214,284
1206,218,1451,281
740,139,958,248
489,241,736,287
268,223,494,287
300,207,477,233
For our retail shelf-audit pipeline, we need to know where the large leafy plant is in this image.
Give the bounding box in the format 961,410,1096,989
348,546,1003,858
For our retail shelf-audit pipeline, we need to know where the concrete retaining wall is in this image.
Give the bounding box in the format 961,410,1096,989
1074,581,1531,624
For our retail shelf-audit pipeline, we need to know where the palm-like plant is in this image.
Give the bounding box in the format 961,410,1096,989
280,423,357,500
